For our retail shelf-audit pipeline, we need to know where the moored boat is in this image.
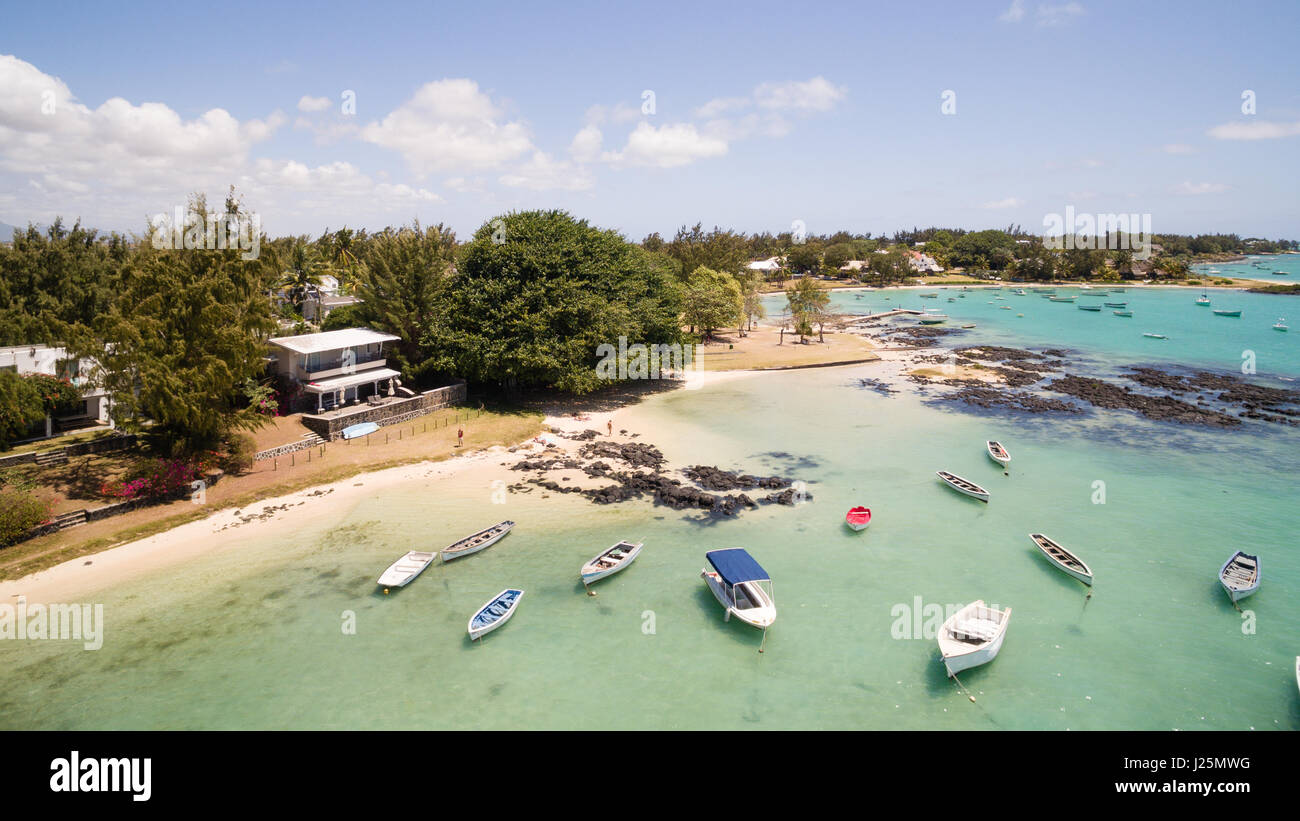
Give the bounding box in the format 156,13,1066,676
468,588,524,640
377,550,437,591
441,520,516,562
1049,296,1076,302
1273,318,1288,332
985,440,1010,468
937,600,1011,677
1195,294,1211,306
936,470,990,502
1113,310,1133,317
580,540,644,586
701,548,776,629
845,506,872,531
1078,304,1101,311
1029,533,1093,585
1103,301,1127,308
1213,309,1242,317
1219,551,1260,603
918,314,948,324
1143,333,1167,339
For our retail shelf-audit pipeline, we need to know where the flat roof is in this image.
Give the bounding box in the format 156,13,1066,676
267,328,399,355
302,368,401,393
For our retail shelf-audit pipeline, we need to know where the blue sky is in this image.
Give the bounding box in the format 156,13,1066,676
1,0,1297,241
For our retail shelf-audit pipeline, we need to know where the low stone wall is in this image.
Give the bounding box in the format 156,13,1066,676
254,438,323,462
300,382,467,440
0,433,136,470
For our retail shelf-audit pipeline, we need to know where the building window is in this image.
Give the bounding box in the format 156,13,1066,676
56,358,80,380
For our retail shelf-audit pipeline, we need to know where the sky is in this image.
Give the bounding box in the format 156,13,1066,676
1,0,1298,243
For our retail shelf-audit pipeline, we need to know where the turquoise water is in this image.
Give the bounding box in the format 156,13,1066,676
771,286,1300,379
2,292,1299,730
1191,255,1300,283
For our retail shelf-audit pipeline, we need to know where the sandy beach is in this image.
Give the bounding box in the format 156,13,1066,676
0,368,770,604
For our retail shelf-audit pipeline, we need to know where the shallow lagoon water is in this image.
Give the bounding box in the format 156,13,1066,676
2,288,1298,730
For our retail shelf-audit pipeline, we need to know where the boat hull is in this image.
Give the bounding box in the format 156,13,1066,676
442,521,515,561
1030,534,1093,585
937,471,990,502
468,589,524,640
985,442,1010,467
845,507,871,531
580,542,643,584
938,602,1011,678
377,551,437,589
1219,552,1260,603
701,570,776,628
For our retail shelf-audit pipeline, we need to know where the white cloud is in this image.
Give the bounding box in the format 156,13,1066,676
693,96,750,119
1171,181,1228,196
1162,143,1196,154
754,77,846,112
584,102,641,126
498,151,593,191
1036,3,1085,26
1001,1,1085,26
1207,120,1300,140
297,95,332,113
602,122,728,168
981,197,1023,209
569,124,603,163
360,79,534,175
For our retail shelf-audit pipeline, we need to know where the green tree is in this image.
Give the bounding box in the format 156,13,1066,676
682,266,744,339
786,242,823,276
785,276,831,343
424,210,683,395
0,370,45,448
277,241,325,313
352,221,456,379
666,224,749,279
74,192,276,455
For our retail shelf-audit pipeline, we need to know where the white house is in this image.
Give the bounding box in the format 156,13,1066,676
267,328,401,413
0,344,112,439
907,251,943,273
302,293,362,323
746,257,783,272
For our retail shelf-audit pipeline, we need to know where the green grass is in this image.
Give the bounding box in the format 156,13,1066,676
3,427,119,456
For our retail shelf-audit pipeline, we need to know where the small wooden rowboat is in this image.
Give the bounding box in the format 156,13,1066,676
936,470,990,502
1029,533,1093,586
1212,309,1242,317
1113,310,1133,317
1077,304,1102,311
468,588,524,640
985,440,1010,468
1219,551,1260,603
441,521,515,562
580,540,643,586
845,506,872,531
377,550,437,591
937,600,1011,677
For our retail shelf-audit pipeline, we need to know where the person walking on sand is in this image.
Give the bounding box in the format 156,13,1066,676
607,419,613,436
457,426,464,447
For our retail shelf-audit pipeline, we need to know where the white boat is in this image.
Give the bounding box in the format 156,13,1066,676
1195,294,1211,306
936,470,989,502
441,520,515,562
1029,533,1093,585
985,440,1010,468
1273,318,1288,332
937,600,1011,677
1143,333,1167,339
918,314,948,324
700,548,776,629
377,550,437,591
580,540,644,585
1219,551,1260,603
468,588,524,640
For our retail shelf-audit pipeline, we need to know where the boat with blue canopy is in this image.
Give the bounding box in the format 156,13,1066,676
701,548,776,630
468,588,524,640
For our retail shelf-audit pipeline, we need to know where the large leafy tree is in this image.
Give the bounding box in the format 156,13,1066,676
352,221,456,378
682,266,744,339
424,210,683,395
73,192,277,454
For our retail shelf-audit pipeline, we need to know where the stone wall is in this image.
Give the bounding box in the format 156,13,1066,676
0,433,136,470
300,382,467,440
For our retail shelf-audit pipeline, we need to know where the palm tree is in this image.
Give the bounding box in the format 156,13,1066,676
277,242,324,314
332,228,363,291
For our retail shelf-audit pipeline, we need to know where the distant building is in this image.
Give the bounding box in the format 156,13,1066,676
303,293,362,323
267,328,401,413
906,251,943,273
839,260,870,272
746,257,783,272
0,344,112,439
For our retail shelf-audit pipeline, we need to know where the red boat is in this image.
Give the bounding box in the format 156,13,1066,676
845,506,872,531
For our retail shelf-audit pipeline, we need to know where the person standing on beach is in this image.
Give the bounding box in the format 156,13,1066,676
457,426,464,447
607,419,613,436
